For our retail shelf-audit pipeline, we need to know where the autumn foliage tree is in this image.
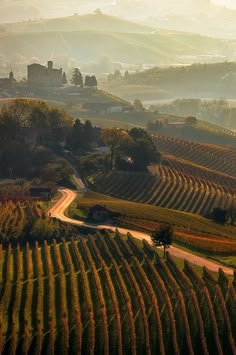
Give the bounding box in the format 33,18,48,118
101,128,132,169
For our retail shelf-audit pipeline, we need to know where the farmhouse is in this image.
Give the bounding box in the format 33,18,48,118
82,102,128,115
30,187,52,201
88,205,111,222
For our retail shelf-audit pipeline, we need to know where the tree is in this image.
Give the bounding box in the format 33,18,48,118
212,207,228,225
67,119,84,151
151,224,173,258
91,75,98,87
30,219,57,241
71,68,83,87
228,198,236,226
85,75,98,88
101,128,132,169
133,99,144,112
62,72,68,85
185,116,197,126
0,99,72,130
127,128,160,171
84,75,91,87
124,70,129,79
84,120,93,143
94,8,102,14
113,70,122,80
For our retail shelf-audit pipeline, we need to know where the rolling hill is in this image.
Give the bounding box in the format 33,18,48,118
2,14,236,76
1,29,235,65
4,13,155,34
85,135,236,222
0,225,235,353
103,61,236,97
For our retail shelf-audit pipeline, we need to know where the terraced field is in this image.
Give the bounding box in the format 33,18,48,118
197,119,236,137
161,155,236,188
0,231,235,354
154,135,236,177
91,167,235,216
78,191,236,255
0,201,72,243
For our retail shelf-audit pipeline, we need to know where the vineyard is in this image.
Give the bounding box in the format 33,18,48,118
0,231,235,354
78,191,236,255
0,201,72,243
161,155,236,189
154,135,236,177
197,119,236,137
90,167,235,216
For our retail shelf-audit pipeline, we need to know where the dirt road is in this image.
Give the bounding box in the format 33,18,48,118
49,188,234,275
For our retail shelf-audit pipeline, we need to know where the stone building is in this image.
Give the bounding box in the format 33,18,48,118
27,60,64,87
0,70,16,91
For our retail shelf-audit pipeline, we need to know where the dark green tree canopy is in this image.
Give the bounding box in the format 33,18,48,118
119,128,160,171
151,224,173,258
66,119,96,151
85,75,98,88
212,207,228,225
71,68,83,87
62,72,68,85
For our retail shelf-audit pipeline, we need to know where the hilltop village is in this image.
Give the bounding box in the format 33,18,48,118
0,60,98,98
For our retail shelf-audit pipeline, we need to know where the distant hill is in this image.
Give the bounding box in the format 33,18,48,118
103,62,236,100
102,62,236,129
1,26,236,75
4,13,155,34
146,3,236,39
113,61,236,88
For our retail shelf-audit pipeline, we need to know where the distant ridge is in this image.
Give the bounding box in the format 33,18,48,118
4,13,155,34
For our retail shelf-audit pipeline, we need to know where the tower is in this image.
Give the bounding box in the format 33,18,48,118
9,70,14,81
48,61,53,71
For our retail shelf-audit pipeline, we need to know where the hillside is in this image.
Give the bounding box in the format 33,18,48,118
2,26,236,77
1,96,235,147
0,230,235,353
103,61,236,99
146,2,236,38
89,167,235,217
84,135,236,223
4,13,155,34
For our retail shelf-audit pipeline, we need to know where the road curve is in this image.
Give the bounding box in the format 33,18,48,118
49,188,234,276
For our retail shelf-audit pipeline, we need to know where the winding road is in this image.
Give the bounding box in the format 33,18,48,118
49,188,234,276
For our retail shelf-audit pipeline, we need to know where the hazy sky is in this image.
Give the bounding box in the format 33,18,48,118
214,0,236,8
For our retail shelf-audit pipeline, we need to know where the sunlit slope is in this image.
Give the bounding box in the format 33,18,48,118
1,29,236,64
0,232,235,353
4,13,155,33
87,136,236,218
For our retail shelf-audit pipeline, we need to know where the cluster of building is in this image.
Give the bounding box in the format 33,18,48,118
27,60,65,87
0,60,66,94
0,70,16,91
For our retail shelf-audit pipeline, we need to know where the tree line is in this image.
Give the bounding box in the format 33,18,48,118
80,127,160,174
70,68,97,88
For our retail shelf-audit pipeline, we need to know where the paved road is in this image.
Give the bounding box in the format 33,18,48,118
49,188,234,276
